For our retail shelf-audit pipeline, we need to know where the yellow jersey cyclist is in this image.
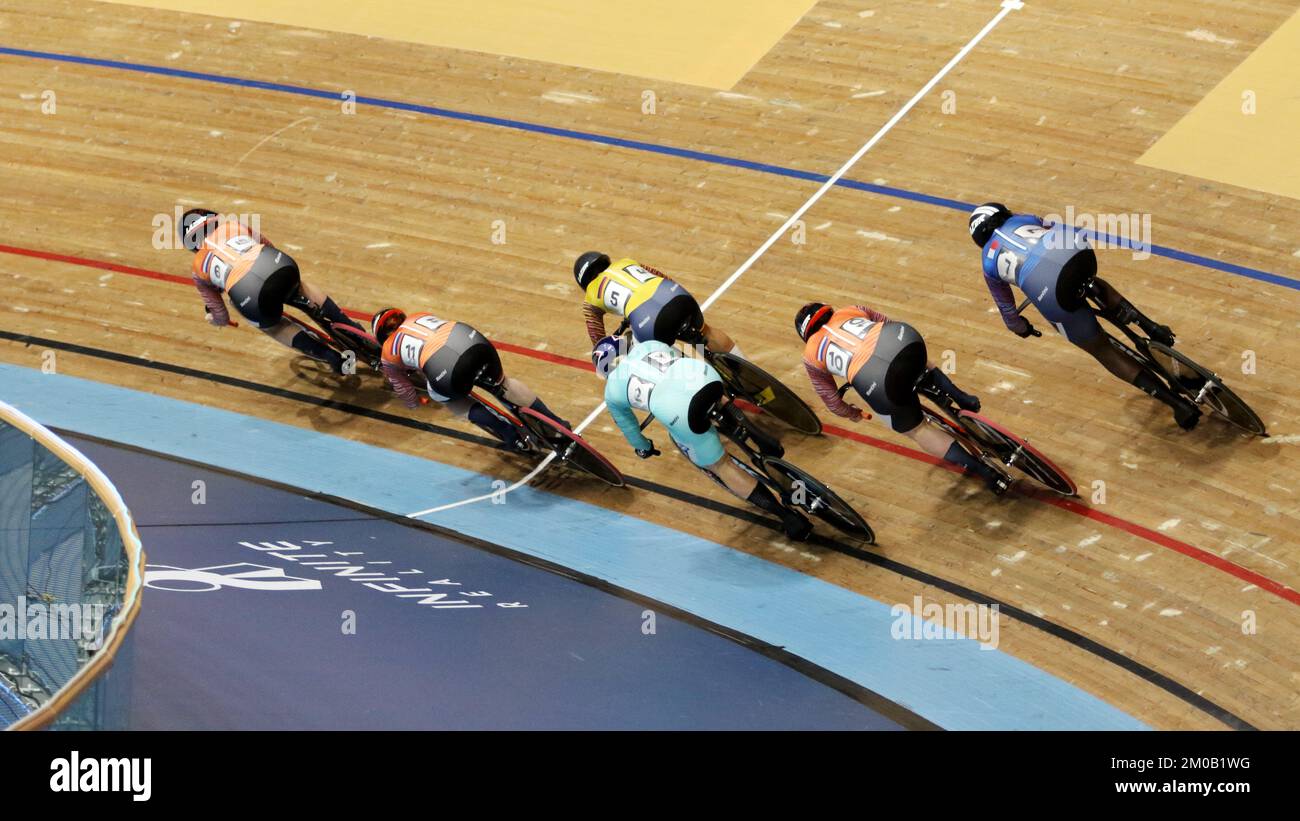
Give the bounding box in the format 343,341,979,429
574,252,746,359
593,335,812,542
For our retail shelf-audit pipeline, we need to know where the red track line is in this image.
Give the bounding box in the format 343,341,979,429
4,242,1296,606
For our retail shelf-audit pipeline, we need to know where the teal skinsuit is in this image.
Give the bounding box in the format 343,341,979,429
603,340,725,467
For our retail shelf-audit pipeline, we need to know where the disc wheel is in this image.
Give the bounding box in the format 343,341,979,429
519,408,625,487
956,412,1077,495
1148,343,1267,436
709,352,822,435
761,458,874,543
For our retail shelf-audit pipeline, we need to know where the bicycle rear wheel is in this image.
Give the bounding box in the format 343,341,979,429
519,408,625,487
761,458,874,543
709,352,822,435
956,412,1077,495
1148,343,1267,436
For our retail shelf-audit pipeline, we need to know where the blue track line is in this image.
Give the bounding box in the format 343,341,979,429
2,45,1296,291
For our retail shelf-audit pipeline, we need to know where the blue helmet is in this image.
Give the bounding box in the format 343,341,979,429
591,335,624,379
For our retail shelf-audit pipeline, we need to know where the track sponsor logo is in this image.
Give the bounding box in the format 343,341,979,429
144,562,322,593
235,539,530,613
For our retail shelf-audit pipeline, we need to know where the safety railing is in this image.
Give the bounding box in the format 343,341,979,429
0,399,144,730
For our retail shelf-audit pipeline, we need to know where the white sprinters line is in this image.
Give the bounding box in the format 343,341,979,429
699,0,1023,312
407,0,1022,519
405,402,608,518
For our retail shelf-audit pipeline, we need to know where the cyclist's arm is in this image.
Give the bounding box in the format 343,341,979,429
607,400,654,452
381,362,422,409
194,277,231,326
583,302,608,344
984,277,1030,335
804,362,863,420
853,305,889,324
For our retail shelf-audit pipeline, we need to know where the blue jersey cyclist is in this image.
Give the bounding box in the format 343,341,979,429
593,336,812,541
969,202,1200,430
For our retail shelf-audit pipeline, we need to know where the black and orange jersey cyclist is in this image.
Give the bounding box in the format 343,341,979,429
796,302,1009,495
573,251,745,358
371,308,570,451
180,208,363,373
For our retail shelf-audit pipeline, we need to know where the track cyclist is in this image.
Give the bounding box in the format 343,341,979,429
180,208,363,374
574,251,747,358
967,202,1200,430
593,335,813,541
795,302,1010,495
372,308,570,451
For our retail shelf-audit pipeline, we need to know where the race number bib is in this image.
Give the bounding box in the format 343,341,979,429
626,374,656,411
225,235,257,254
823,341,852,378
643,349,677,372
206,255,232,290
621,264,657,283
602,282,634,313
412,316,447,333
995,250,1020,284
839,316,874,339
397,333,425,370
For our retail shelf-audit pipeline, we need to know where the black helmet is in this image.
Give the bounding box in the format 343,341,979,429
968,202,1012,247
371,307,406,346
574,251,611,289
180,208,220,252
794,302,834,342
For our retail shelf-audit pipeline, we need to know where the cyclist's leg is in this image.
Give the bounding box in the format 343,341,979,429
858,334,1007,493
264,317,344,373
296,278,364,331
701,322,744,359
500,376,572,430
697,447,811,541
444,396,523,449
1075,331,1200,429
1091,277,1174,344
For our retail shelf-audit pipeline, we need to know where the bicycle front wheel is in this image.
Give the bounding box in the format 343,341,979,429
762,458,874,543
957,412,1077,495
1148,343,1267,436
709,353,822,435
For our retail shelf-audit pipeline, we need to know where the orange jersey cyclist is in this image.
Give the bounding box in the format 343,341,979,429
179,208,363,373
795,302,1010,495
573,251,746,359
371,308,569,451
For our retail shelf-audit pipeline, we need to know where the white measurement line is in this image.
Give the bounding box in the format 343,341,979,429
406,1,1023,519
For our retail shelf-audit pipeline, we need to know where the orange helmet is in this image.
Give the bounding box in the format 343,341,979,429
370,308,407,346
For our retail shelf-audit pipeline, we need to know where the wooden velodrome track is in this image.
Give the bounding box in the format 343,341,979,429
1,0,1297,729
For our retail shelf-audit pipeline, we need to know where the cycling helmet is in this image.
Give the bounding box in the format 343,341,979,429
574,251,611,289
371,307,406,346
591,335,623,379
794,302,834,342
968,202,1012,247
180,208,220,252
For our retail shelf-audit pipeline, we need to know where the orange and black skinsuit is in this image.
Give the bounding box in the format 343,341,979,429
803,305,1003,486
380,312,568,446
190,216,362,372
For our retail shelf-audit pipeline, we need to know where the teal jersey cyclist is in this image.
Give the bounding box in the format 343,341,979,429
595,336,813,541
